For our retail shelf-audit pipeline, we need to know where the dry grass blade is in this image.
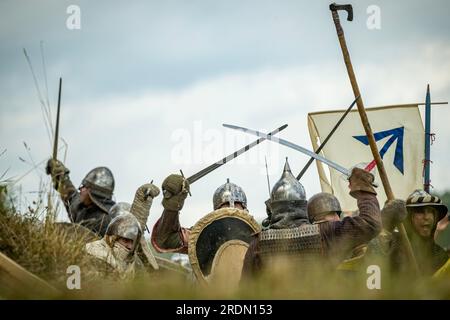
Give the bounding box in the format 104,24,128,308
0,167,10,181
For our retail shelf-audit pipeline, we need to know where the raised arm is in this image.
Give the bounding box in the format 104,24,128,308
321,168,381,254
151,174,190,253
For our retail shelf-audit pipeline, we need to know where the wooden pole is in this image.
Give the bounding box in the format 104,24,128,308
329,3,419,274
424,85,431,192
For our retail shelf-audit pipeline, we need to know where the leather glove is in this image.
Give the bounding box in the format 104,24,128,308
46,159,69,176
46,159,69,189
161,174,190,211
131,182,160,231
381,199,407,232
141,182,160,200
348,167,377,198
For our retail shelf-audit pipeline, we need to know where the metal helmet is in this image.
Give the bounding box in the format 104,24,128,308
307,192,342,223
82,166,115,199
406,189,448,222
109,202,132,220
105,212,142,254
270,158,306,203
269,158,308,228
212,179,247,210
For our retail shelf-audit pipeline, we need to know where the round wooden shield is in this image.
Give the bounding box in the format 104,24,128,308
188,207,260,285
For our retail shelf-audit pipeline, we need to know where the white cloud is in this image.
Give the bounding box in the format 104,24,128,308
2,40,450,231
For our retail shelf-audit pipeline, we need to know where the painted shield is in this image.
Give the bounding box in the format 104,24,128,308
188,207,260,286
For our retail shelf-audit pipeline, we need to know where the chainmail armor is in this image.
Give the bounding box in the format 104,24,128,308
258,224,324,268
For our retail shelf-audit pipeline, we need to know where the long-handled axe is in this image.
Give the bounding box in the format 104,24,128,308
329,3,418,273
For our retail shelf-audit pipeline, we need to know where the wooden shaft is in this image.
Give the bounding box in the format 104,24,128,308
336,34,395,199
331,9,419,274
424,84,431,192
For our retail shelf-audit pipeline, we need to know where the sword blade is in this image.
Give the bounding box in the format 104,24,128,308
296,95,359,180
187,124,288,184
223,124,351,177
52,78,62,160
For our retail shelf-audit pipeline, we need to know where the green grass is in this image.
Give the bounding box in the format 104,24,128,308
0,186,449,299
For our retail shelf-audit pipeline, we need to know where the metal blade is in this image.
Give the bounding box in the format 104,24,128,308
52,78,62,161
223,124,351,177
186,124,288,184
296,95,359,180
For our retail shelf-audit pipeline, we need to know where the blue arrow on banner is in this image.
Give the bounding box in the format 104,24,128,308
353,126,405,174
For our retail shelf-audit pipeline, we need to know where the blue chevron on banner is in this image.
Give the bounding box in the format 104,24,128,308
353,126,405,174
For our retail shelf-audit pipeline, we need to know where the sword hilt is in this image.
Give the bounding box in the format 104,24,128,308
179,169,192,197
347,163,379,188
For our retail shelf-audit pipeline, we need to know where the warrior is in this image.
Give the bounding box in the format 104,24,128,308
242,163,381,278
307,193,402,273
85,211,142,280
86,182,161,280
335,199,413,280
390,189,449,276
151,175,259,286
151,175,248,254
46,159,115,236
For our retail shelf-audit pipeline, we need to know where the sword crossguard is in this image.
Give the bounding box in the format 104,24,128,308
179,169,192,197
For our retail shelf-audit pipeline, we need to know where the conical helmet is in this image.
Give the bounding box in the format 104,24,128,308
269,158,308,228
270,158,306,203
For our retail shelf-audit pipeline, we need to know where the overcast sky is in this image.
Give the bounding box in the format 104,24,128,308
1,0,449,229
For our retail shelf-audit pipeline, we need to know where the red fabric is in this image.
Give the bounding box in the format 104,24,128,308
151,217,189,254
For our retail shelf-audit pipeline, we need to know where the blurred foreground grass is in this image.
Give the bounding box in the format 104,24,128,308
0,186,449,299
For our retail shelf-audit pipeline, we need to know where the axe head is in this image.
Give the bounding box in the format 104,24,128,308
329,3,353,21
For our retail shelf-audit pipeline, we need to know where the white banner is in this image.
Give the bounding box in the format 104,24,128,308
308,104,425,212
